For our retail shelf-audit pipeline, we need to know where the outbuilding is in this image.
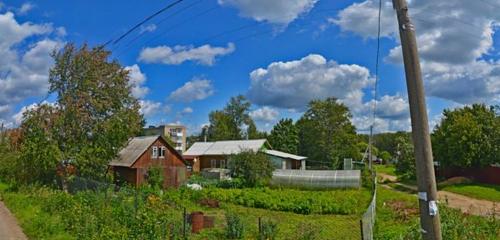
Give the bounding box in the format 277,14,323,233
109,135,188,188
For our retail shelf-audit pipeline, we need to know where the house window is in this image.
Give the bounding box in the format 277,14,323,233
210,159,217,168
152,146,158,158
220,160,226,169
159,147,166,158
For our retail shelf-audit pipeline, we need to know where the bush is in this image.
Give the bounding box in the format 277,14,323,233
225,212,245,239
146,166,163,189
259,219,278,240
216,178,245,189
228,150,274,187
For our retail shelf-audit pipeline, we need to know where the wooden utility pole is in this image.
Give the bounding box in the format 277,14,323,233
391,0,442,239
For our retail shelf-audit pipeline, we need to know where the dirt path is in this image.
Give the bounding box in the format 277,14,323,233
0,201,27,240
377,173,500,217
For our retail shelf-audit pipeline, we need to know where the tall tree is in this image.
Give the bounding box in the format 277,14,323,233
394,135,416,181
268,118,299,154
18,43,144,183
432,104,500,168
296,98,358,169
207,95,260,140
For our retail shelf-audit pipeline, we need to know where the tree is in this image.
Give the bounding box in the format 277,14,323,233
296,98,358,169
394,135,416,181
228,150,274,187
18,43,144,183
432,104,500,168
268,118,299,154
208,95,260,140
379,151,392,163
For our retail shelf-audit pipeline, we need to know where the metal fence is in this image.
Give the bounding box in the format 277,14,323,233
360,175,377,240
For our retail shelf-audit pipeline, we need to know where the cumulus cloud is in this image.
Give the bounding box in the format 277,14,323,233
138,43,235,66
181,107,193,114
247,54,412,132
250,106,279,122
124,64,149,98
332,0,500,104
139,100,161,117
18,2,35,15
0,11,62,124
248,54,372,109
218,0,318,25
169,79,214,102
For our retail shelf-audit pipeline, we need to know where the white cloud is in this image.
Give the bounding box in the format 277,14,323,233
139,100,161,117
124,64,149,98
169,79,214,102
181,107,193,114
139,24,157,33
18,2,35,15
218,0,318,25
248,54,372,109
332,0,500,104
138,43,235,66
250,106,279,122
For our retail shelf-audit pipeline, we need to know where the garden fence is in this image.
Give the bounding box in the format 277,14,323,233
360,173,377,240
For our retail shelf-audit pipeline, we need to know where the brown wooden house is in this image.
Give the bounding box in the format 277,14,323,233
109,135,188,188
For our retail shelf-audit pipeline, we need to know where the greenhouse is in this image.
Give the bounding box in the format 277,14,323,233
270,169,361,189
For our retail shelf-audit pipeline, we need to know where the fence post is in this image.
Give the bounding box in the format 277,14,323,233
258,217,262,237
183,207,187,239
359,219,364,240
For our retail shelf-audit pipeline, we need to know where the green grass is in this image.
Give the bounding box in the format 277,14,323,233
374,165,396,176
441,183,500,202
375,186,500,240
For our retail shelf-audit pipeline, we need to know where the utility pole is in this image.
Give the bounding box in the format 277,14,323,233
391,0,442,239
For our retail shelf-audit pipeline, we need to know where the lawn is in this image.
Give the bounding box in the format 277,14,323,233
375,186,500,240
374,165,396,176
440,183,500,202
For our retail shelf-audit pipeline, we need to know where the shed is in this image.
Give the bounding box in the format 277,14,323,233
109,135,188,188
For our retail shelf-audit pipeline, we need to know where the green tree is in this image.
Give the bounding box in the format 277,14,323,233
296,98,358,169
394,135,416,181
268,118,299,154
18,43,144,183
432,104,500,168
208,95,261,140
228,150,274,187
379,151,392,162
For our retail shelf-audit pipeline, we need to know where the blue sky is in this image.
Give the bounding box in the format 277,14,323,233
1,0,499,135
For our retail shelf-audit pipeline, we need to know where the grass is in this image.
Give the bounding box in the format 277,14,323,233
374,165,396,176
375,186,500,240
440,183,500,202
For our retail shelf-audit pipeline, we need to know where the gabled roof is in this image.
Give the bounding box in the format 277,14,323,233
109,135,186,167
264,149,307,161
184,139,267,156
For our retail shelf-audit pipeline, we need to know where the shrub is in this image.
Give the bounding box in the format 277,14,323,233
216,178,245,189
225,212,245,239
259,219,278,240
228,150,273,187
146,166,163,189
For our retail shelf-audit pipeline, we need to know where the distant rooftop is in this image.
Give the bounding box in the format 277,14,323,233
184,139,267,156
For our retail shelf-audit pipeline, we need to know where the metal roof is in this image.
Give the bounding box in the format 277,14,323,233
264,149,307,161
183,139,267,156
109,135,159,167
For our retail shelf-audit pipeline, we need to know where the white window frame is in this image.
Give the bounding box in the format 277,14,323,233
220,159,226,169
159,147,166,158
152,146,158,159
210,159,217,168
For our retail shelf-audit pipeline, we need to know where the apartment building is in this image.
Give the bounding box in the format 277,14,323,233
143,125,187,153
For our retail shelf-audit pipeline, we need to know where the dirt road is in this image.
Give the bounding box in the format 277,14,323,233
378,173,500,217
0,201,27,240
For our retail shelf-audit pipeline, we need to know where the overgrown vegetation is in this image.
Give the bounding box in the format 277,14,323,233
394,135,417,181
228,150,274,187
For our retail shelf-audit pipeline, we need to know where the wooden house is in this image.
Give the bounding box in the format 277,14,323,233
109,135,188,188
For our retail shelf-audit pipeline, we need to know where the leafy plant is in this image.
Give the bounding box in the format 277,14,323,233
259,219,278,240
225,212,245,239
228,150,273,187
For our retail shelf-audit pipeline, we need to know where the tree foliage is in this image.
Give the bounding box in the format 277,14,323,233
16,43,144,183
228,150,274,187
268,118,299,154
208,95,265,141
432,104,500,168
394,135,416,181
296,98,358,169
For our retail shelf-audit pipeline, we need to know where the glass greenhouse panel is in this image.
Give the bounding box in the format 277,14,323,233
271,170,361,189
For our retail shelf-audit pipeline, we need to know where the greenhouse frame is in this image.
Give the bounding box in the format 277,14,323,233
271,169,361,189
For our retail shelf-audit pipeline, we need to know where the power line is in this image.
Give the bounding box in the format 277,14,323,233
104,0,185,47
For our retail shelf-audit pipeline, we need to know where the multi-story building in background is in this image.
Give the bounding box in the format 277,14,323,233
143,125,187,153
